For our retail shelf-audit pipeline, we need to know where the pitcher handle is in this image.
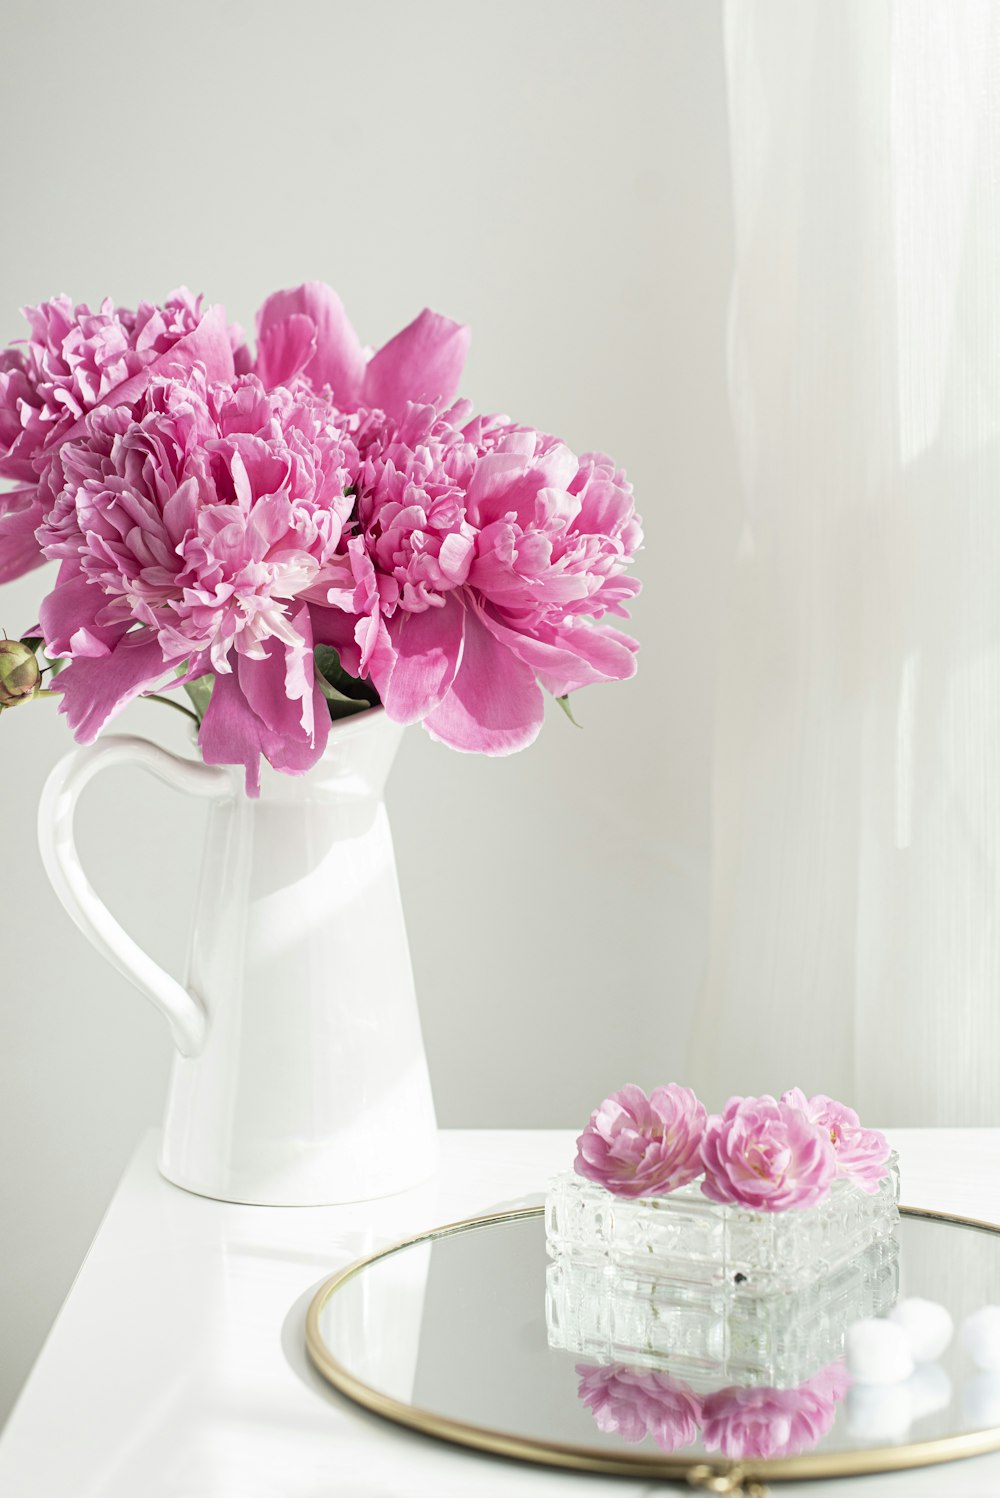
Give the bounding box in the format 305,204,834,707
37,734,233,1058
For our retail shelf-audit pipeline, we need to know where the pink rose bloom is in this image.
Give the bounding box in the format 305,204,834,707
0,290,238,581
574,1083,706,1198
781,1089,890,1195
700,1096,836,1212
576,1363,701,1453
701,1363,849,1460
316,400,641,755
37,371,359,793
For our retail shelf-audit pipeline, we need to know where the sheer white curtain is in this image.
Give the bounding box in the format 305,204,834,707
691,0,1000,1123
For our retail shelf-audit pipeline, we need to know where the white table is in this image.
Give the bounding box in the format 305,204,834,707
2,1129,1000,1498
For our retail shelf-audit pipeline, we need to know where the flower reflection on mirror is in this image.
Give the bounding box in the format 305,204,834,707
701,1362,851,1460
575,1363,702,1452
575,1360,850,1459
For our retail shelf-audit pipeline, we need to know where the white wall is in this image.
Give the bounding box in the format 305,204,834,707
0,0,737,1422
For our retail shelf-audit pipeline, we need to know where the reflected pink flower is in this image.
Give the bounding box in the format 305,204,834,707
0,290,238,581
575,1083,706,1198
701,1363,849,1460
37,371,358,793
576,1364,701,1453
700,1096,836,1212
781,1089,890,1195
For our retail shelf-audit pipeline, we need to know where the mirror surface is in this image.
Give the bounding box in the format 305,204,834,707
310,1210,1000,1475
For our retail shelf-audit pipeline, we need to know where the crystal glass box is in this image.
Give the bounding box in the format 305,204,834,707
545,1153,900,1298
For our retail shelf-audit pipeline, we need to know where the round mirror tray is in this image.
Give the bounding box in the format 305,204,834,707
306,1205,1000,1489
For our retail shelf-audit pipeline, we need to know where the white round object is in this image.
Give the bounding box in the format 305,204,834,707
961,1306,1000,1371
846,1318,915,1385
889,1298,954,1362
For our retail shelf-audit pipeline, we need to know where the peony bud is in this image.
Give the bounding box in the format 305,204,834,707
0,638,42,707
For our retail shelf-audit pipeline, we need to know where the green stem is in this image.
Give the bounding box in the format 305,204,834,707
144,692,201,727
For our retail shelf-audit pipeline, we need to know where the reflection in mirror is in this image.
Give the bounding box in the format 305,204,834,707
310,1211,1000,1477
576,1360,849,1459
547,1231,898,1388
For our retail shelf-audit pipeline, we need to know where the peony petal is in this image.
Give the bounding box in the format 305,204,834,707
153,302,237,385
39,566,125,656
259,686,330,774
255,282,366,405
363,307,470,416
56,630,173,744
236,642,330,778
476,605,639,696
198,664,265,796
255,313,318,389
311,604,365,678
382,596,465,725
423,605,543,754
236,631,322,747
201,652,332,797
0,488,46,582
53,304,237,448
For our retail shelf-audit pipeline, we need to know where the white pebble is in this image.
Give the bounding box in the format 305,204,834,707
961,1306,1000,1371
846,1318,915,1385
889,1298,954,1362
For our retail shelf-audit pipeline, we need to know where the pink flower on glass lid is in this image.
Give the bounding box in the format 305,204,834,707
574,1084,706,1198
700,1095,835,1212
576,1364,702,1453
701,1362,849,1460
781,1089,890,1195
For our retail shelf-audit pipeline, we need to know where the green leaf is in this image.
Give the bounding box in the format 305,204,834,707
182,674,214,723
19,635,43,654
555,694,582,729
314,670,356,705
314,645,380,707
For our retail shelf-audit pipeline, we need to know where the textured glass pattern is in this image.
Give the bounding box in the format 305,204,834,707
545,1153,900,1295
546,1232,899,1390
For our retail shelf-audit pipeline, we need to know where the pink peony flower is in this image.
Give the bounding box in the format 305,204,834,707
316,400,641,754
701,1363,849,1460
781,1089,890,1195
0,290,238,581
576,1363,702,1452
9,279,641,781
700,1095,836,1212
37,371,359,793
574,1083,706,1198
253,280,470,416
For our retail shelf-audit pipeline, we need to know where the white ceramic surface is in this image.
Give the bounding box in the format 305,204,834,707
36,709,438,1205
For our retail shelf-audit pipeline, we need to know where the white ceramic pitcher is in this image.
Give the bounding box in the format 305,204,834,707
37,707,438,1205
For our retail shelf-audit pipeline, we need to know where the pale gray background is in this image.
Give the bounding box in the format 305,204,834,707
0,0,737,1421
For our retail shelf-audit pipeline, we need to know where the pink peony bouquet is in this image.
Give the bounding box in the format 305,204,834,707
0,283,642,792
574,1083,890,1211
